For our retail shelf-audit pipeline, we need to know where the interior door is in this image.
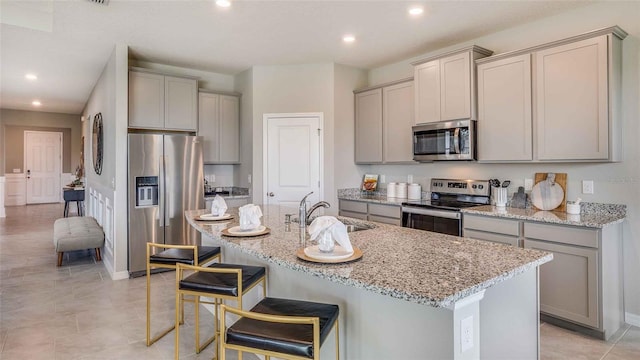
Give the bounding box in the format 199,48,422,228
25,131,62,204
264,115,321,209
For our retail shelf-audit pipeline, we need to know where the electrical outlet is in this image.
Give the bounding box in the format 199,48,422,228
461,316,474,352
380,175,385,183
248,174,252,184
408,174,413,184
524,178,533,191
582,180,594,194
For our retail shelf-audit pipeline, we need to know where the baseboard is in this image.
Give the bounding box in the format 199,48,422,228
626,312,640,327
102,256,129,280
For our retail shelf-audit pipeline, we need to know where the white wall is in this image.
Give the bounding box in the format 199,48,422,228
82,44,129,280
250,63,335,207
364,1,640,320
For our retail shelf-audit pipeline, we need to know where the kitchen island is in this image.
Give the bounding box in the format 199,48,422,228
186,206,552,359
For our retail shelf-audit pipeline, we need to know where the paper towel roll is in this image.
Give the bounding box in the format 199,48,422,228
396,182,407,199
387,182,397,198
408,183,421,200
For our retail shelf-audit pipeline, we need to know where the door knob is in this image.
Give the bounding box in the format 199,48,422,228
268,192,274,197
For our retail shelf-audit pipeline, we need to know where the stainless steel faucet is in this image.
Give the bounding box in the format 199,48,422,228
298,192,331,227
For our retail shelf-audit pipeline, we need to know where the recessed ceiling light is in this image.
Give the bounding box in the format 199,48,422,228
32,100,42,106
25,73,38,80
409,7,424,16
216,0,231,7
343,35,356,43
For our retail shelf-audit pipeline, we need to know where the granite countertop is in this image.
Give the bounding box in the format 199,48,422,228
337,188,420,206
461,203,626,229
186,205,552,308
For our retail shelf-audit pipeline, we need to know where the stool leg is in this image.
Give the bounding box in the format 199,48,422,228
146,261,152,346
175,278,181,359
57,252,63,266
95,248,102,262
77,201,81,216
336,318,340,360
64,202,69,217
195,296,200,352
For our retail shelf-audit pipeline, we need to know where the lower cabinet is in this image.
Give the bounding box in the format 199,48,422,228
463,213,623,339
205,197,249,210
338,200,401,226
463,214,520,246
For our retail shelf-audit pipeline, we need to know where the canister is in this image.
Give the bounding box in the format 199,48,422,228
386,182,397,198
396,182,408,199
408,183,422,200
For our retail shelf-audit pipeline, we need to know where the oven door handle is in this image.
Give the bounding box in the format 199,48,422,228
401,207,461,219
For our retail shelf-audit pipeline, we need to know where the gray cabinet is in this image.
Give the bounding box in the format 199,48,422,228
128,70,197,131
413,46,492,124
475,26,626,162
463,214,520,246
523,221,623,339
198,92,241,164
477,54,533,161
355,79,414,164
339,200,401,226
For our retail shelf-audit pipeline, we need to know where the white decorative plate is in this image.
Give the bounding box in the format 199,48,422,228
303,245,354,261
227,225,267,236
197,213,233,221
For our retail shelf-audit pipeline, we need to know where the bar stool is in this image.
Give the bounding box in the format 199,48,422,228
146,243,222,346
219,297,340,360
175,262,267,359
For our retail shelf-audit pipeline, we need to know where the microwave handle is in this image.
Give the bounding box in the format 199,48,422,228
453,128,460,154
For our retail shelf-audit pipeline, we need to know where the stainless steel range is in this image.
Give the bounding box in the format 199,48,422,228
401,178,491,236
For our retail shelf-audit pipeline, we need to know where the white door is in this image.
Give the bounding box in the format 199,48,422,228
25,131,62,204
263,114,322,209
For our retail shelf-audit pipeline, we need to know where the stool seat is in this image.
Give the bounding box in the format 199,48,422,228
149,246,221,266
226,297,339,359
180,263,266,297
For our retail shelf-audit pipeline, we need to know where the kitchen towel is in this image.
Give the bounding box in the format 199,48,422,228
308,216,353,253
210,195,228,216
239,204,262,230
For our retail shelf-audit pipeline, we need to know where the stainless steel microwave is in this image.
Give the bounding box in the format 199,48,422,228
412,120,476,161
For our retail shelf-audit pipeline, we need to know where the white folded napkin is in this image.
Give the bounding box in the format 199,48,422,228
210,195,228,216
308,216,353,253
239,204,263,230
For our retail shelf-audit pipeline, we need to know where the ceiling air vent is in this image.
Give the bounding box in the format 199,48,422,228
87,0,109,5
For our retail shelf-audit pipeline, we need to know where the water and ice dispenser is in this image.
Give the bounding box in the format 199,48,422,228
135,176,158,207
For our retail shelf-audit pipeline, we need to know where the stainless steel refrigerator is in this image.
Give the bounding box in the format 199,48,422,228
127,133,204,277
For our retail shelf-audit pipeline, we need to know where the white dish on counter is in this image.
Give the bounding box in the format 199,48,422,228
198,213,233,221
303,245,354,261
227,225,266,236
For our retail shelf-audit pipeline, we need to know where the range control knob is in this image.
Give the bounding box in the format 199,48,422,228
478,185,484,189
472,184,477,189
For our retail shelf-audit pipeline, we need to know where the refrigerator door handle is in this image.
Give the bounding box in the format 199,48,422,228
158,155,165,227
164,156,171,227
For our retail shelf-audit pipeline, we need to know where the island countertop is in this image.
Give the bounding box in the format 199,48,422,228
186,206,551,308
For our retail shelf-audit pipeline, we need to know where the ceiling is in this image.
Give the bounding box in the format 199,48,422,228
1,0,594,115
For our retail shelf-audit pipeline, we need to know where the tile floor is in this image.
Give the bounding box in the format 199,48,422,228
1,203,638,359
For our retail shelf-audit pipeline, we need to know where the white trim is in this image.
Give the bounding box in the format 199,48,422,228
24,130,63,203
0,176,6,217
626,312,640,327
262,112,325,205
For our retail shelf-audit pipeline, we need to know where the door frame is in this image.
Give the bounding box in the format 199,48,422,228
24,130,63,203
262,112,324,205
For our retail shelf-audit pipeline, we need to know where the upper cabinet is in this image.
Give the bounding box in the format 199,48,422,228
476,26,627,163
198,91,241,164
413,46,493,124
355,79,414,164
477,54,533,161
129,69,198,131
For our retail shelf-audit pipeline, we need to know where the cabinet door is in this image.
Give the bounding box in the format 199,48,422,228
198,92,220,163
477,54,532,161
525,239,599,328
414,60,441,124
165,76,197,131
128,71,165,129
355,89,383,163
219,95,240,163
535,35,609,160
440,52,471,121
383,81,414,162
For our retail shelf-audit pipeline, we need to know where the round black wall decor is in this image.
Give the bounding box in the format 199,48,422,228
92,113,103,175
